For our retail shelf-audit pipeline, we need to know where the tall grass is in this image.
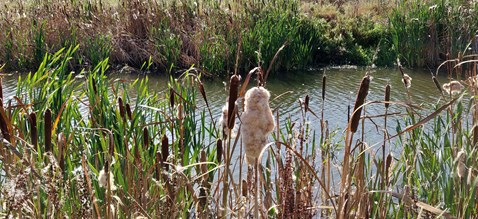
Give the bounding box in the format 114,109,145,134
0,0,393,75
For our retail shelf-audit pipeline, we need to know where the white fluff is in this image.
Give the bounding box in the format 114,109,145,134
241,87,275,164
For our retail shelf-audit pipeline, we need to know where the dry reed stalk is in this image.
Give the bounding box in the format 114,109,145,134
44,108,52,153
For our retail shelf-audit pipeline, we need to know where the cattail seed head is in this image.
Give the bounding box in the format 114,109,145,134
216,139,223,163
169,88,175,109
443,80,464,95
0,77,3,100
118,97,125,120
161,134,169,170
432,76,443,94
197,79,208,107
44,108,52,152
385,84,390,108
322,74,326,101
29,112,38,147
125,103,132,121
143,127,149,149
241,87,275,163
227,75,240,130
304,95,310,113
402,74,412,89
350,75,370,133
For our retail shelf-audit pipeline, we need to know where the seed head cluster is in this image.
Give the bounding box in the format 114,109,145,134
241,87,275,164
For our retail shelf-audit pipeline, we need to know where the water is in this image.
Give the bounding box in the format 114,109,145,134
1,67,447,147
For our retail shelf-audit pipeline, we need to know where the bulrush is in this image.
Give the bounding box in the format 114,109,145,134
350,75,370,133
219,102,229,138
402,74,412,89
442,80,464,95
241,87,275,164
228,75,240,130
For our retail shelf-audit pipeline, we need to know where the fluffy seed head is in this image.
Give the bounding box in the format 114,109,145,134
241,87,275,163
443,80,464,95
402,74,412,89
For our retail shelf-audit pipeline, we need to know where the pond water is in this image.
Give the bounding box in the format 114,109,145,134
1,66,450,153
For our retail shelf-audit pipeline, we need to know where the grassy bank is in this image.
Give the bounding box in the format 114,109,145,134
1,0,392,76
0,45,478,218
2,0,477,76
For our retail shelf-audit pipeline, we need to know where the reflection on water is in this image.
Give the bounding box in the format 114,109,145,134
1,67,448,149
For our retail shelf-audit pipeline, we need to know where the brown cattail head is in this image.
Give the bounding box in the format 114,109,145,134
432,76,443,94
108,134,114,157
197,79,209,107
57,133,66,172
29,112,38,147
0,99,9,142
125,103,132,121
143,127,149,149
161,134,169,170
304,95,310,113
155,151,161,179
118,97,125,120
0,77,3,100
216,139,223,163
169,88,175,109
227,75,240,130
242,179,248,197
44,108,52,152
350,75,370,133
385,83,390,109
322,74,326,101
200,150,208,181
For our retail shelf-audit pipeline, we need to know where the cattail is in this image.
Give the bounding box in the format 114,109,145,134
169,88,175,109
0,99,11,143
0,77,3,100
219,103,228,138
402,74,412,89
155,151,161,179
385,84,390,109
197,79,209,107
200,150,208,181
45,109,52,152
227,75,240,130
118,97,125,120
161,134,169,171
442,80,464,95
432,76,443,94
29,112,38,147
98,164,117,191
304,95,310,113
216,139,223,163
109,134,114,157
125,103,132,120
242,179,248,197
456,149,466,178
143,127,149,149
58,132,66,172
322,74,326,101
241,87,275,163
350,76,370,133
198,187,207,209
